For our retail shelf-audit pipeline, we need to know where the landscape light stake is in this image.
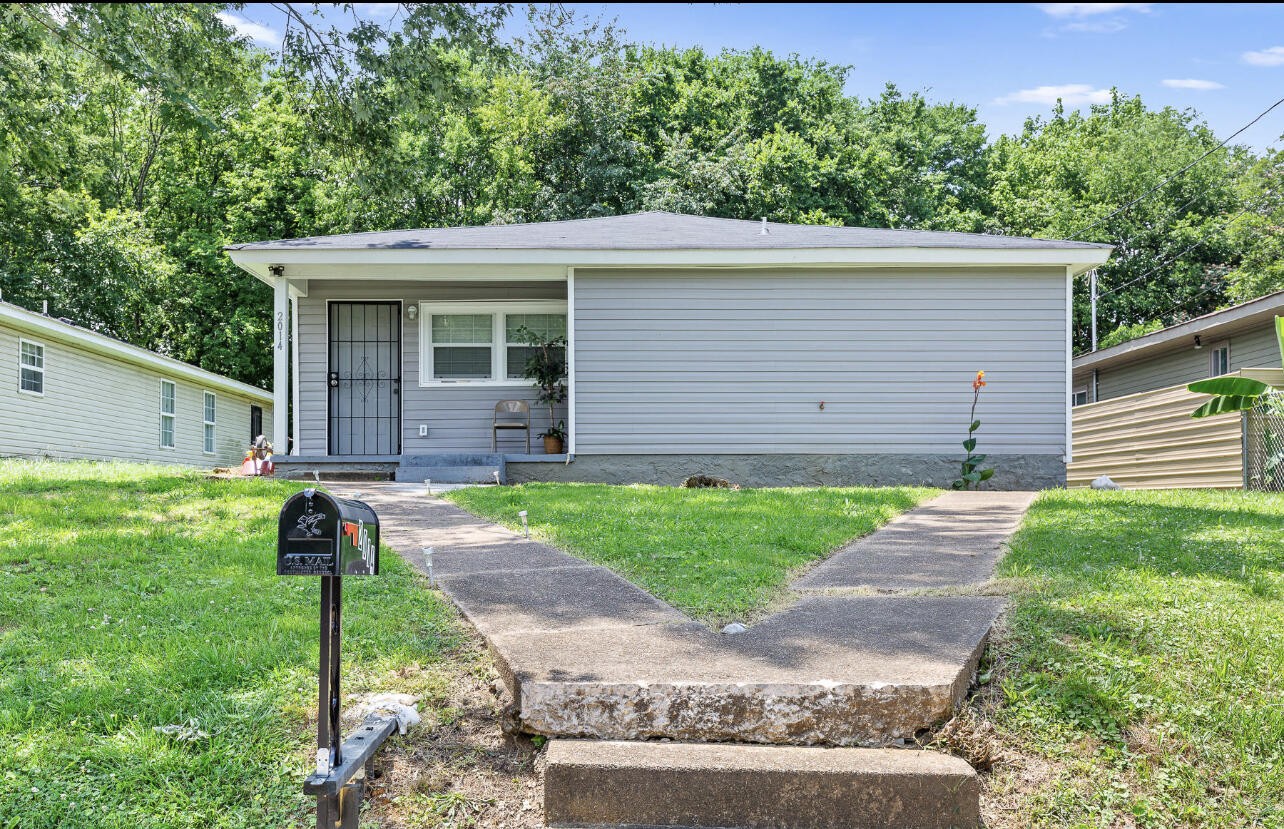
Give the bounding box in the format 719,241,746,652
424,546,435,586
519,510,529,538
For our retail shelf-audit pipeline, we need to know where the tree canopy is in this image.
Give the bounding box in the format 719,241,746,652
2,3,1281,387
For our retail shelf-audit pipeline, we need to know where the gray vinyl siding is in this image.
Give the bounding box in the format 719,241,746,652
0,321,270,467
572,268,1068,455
1094,321,1281,400
295,281,567,455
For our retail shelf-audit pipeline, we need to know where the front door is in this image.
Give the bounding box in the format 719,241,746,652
328,302,401,455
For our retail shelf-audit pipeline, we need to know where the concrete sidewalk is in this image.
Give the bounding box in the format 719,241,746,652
333,484,1030,747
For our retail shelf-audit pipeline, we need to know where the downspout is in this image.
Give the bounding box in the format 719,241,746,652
566,266,576,465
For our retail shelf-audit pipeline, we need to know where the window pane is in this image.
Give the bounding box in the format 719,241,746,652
431,314,492,344
505,313,566,343
161,382,175,414
507,345,566,379
20,367,42,393
204,393,216,423
20,341,43,368
161,415,175,448
204,423,215,453
433,346,492,379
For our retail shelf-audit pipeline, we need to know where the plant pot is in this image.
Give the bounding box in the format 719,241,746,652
543,436,564,455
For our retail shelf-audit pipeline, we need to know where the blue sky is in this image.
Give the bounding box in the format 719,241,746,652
227,3,1284,150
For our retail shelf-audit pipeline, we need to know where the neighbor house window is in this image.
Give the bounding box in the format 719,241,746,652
160,380,176,448
1072,386,1089,407
18,339,43,395
250,405,263,443
1209,342,1230,377
505,313,567,379
203,392,216,454
420,302,568,385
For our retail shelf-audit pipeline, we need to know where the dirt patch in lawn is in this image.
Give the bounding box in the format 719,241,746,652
356,639,547,828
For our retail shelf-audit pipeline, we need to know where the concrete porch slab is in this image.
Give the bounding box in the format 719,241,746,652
545,739,980,829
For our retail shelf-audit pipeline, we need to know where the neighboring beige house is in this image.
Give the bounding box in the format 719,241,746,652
1068,292,1284,490
1073,290,1284,405
1,300,273,467
226,211,1111,488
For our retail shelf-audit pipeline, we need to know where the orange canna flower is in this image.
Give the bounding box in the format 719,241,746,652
972,370,986,391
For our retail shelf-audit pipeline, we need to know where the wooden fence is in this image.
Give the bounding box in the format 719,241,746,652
1068,368,1284,489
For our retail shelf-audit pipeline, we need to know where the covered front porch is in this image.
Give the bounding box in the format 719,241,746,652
244,257,578,471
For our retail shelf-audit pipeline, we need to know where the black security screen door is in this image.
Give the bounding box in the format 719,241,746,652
328,302,401,455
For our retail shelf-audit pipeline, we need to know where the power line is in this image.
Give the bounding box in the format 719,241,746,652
1068,95,1284,241
1097,197,1271,299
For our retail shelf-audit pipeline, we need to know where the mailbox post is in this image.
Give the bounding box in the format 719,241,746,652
278,488,386,829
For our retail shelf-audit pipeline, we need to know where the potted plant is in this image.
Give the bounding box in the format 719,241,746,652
516,325,568,454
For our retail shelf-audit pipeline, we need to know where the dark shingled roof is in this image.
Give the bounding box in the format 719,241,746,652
226,211,1111,252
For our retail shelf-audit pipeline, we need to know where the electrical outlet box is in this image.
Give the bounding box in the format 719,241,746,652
418,424,428,437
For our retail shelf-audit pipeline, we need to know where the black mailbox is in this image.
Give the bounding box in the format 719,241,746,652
278,489,379,577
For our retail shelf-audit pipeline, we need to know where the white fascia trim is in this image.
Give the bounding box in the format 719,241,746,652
1064,265,1073,464
229,246,1112,283
567,266,576,455
0,302,272,403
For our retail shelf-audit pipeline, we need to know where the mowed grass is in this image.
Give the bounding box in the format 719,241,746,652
444,482,933,623
978,489,1284,828
0,460,477,829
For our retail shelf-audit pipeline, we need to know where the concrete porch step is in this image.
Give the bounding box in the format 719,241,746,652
395,453,507,484
395,465,504,484
544,740,979,829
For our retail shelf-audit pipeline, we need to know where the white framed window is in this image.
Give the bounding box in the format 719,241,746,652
18,338,44,395
160,380,176,449
419,301,567,386
1072,386,1089,407
203,391,216,454
1209,341,1230,377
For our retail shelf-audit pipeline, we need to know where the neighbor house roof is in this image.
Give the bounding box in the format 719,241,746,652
1073,289,1284,374
0,300,273,402
227,211,1111,252
226,211,1112,284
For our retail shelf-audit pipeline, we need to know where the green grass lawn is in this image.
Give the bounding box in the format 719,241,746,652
444,482,933,623
0,460,489,829
973,489,1284,828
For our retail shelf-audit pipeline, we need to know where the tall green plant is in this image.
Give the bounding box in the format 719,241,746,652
1189,316,1284,417
952,371,995,490
516,325,568,440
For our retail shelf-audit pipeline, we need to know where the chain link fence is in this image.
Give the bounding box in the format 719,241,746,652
1245,391,1284,492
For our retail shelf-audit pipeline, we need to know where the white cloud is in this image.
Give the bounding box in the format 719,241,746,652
994,84,1114,106
216,12,281,46
1161,78,1225,90
1037,3,1152,17
1242,46,1284,67
1060,19,1128,33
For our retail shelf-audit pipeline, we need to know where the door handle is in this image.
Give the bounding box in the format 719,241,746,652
328,372,339,388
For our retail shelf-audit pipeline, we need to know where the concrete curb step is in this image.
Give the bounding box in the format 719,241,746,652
394,453,507,484
544,739,979,829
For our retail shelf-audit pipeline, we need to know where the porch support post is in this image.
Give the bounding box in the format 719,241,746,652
272,268,289,453
290,293,301,455
1064,265,1073,464
567,267,576,455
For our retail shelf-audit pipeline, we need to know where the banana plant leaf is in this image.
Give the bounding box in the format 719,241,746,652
1187,377,1271,396
1191,395,1260,419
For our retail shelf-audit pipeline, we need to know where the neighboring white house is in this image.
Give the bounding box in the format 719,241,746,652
1,300,273,467
226,212,1111,488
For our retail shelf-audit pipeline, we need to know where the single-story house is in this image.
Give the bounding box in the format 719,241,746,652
1073,289,1284,404
226,212,1111,488
1,300,273,467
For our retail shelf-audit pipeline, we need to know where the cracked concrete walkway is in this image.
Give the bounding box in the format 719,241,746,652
332,484,1033,746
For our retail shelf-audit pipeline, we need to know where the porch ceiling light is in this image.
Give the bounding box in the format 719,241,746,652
406,304,418,321
1194,335,1202,349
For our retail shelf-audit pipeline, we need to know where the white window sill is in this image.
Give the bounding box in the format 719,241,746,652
419,380,534,388
17,389,44,397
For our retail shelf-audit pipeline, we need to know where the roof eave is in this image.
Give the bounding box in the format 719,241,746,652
228,245,1112,284
0,303,273,402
